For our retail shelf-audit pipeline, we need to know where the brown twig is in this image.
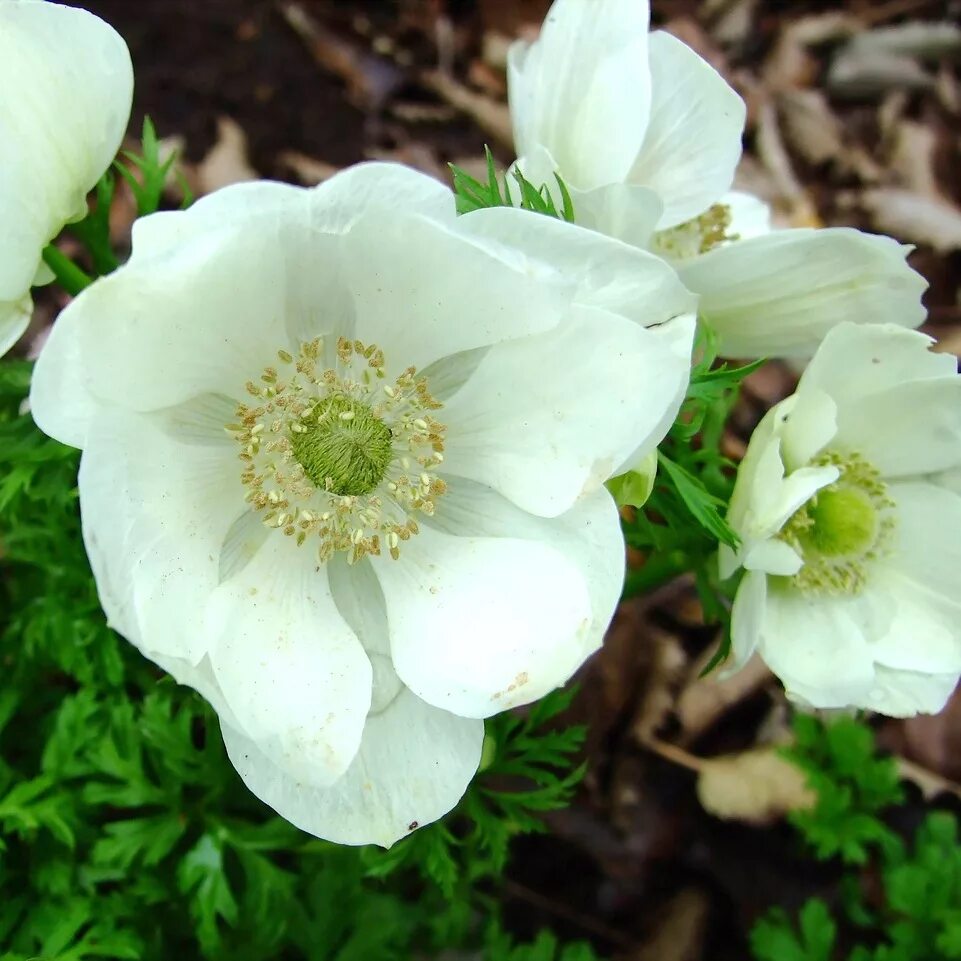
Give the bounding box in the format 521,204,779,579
642,737,705,773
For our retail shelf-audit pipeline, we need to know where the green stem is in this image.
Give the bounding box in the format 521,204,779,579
41,245,93,297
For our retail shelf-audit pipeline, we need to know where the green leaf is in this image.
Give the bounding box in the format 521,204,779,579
116,115,182,217
67,171,120,275
92,815,184,871
657,451,740,549
782,715,904,865
177,833,239,956
751,901,836,961
450,145,576,222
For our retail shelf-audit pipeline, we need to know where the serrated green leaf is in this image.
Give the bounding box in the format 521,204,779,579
657,451,739,549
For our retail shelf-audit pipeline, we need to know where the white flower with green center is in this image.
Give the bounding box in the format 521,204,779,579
507,0,927,359
0,0,132,356
720,323,961,716
31,163,697,845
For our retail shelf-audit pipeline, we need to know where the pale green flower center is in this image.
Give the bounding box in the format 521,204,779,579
229,337,447,564
651,204,736,261
779,451,894,596
289,395,393,497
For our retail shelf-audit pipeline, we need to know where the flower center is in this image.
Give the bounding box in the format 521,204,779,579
651,204,736,261
229,337,447,564
779,451,894,596
289,395,393,496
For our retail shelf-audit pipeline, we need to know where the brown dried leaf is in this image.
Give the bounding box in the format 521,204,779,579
777,88,844,165
857,188,961,252
631,888,711,961
848,21,961,62
677,653,773,743
277,151,340,186
828,48,934,99
421,69,513,147
897,758,961,801
708,0,758,48
196,117,258,195
888,119,941,198
697,747,816,825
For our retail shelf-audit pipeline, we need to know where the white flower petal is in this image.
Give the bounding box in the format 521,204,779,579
724,190,772,240
728,569,766,668
206,537,372,789
866,574,961,675
800,322,957,407
0,294,31,357
682,229,927,359
860,665,958,718
886,482,961,605
33,169,466,440
375,525,594,718
440,304,692,517
508,0,652,190
130,180,310,255
725,400,791,543
78,411,244,663
222,688,482,847
33,220,300,427
0,0,132,300
570,183,664,250
759,586,877,710
743,539,803,576
629,32,746,229
135,163,455,255
426,478,625,660
343,210,569,376
932,465,961,497
737,429,838,543
612,313,697,475
511,147,665,249
780,386,838,471
310,160,457,230
459,205,696,328
832,378,961,477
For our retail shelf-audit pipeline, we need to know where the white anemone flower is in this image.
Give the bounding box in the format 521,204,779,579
0,0,133,356
720,323,961,716
31,163,697,845
508,0,927,359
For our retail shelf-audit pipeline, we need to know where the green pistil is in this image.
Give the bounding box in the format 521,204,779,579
290,395,393,496
807,487,878,558
779,451,894,596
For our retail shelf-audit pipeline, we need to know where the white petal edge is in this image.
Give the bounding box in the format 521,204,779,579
799,322,957,408
424,479,625,666
629,31,746,230
374,523,594,718
682,229,927,359
78,410,245,664
759,587,877,710
508,0,652,190
0,295,31,359
440,304,692,517
459,204,697,329
221,689,483,847
205,536,372,790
